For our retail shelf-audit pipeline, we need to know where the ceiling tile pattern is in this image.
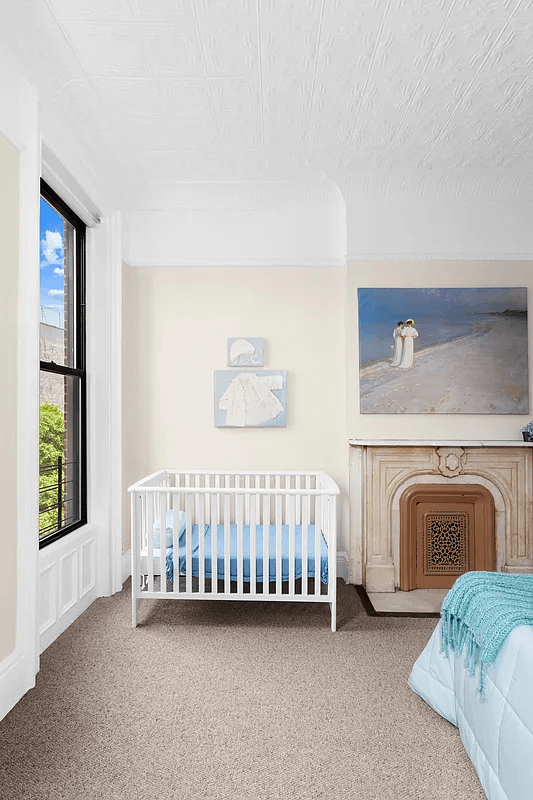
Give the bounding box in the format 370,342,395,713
5,0,533,195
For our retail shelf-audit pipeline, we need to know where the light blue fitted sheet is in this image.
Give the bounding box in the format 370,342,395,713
164,523,329,584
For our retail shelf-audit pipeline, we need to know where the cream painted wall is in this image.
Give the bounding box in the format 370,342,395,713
347,260,533,439
122,265,348,551
0,134,19,661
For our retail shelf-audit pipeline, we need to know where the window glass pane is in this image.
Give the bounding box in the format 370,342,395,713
39,372,82,539
39,196,77,368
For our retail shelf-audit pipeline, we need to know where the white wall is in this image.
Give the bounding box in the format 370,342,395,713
122,265,348,550
0,135,19,662
0,43,123,722
0,48,41,721
347,260,533,441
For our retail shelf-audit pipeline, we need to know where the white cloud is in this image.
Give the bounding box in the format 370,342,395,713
48,288,64,297
40,230,63,268
53,267,64,276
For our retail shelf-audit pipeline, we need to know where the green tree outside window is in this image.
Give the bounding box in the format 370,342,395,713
39,403,65,536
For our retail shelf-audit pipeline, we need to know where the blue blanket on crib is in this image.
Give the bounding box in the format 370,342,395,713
165,524,329,584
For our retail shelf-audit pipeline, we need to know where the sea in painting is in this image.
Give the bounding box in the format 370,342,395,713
358,288,529,414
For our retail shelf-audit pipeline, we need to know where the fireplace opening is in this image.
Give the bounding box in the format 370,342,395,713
399,484,495,590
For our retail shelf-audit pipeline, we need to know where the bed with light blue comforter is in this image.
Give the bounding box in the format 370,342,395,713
163,523,329,584
409,619,533,799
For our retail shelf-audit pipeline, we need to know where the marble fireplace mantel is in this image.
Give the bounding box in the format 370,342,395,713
349,439,533,448
348,439,533,592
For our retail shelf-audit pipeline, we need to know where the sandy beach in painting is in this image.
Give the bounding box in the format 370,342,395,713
360,316,529,414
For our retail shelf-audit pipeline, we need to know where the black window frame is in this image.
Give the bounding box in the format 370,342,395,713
39,179,87,548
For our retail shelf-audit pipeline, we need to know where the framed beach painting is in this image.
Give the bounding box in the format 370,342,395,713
215,370,286,427
358,288,529,414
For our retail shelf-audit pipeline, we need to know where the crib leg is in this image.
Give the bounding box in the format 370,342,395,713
132,597,142,628
329,600,336,633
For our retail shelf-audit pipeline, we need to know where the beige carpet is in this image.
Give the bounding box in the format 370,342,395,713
0,581,485,800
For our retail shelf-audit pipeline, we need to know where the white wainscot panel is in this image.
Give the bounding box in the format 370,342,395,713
39,526,100,654
80,537,96,599
38,564,57,637
60,550,78,617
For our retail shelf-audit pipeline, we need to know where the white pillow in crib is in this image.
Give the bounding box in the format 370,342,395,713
152,510,187,549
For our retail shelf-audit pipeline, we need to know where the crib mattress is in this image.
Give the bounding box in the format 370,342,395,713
163,523,329,584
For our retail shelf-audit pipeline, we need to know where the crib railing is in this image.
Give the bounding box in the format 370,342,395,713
129,470,339,630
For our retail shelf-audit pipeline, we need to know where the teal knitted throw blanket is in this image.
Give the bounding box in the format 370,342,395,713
440,571,533,699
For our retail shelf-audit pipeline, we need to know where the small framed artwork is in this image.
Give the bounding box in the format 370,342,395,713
215,370,286,427
227,337,264,367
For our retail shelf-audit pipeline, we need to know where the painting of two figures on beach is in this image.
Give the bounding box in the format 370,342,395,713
358,288,529,414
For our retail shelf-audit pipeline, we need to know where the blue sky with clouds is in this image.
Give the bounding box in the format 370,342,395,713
40,196,65,327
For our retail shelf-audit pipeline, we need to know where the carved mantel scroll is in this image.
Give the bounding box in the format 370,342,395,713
348,441,533,592
436,447,466,477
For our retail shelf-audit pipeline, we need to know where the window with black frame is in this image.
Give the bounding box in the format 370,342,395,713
39,180,87,546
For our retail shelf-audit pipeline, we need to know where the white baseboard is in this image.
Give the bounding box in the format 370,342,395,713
336,551,350,583
121,548,350,584
122,549,131,585
0,648,34,723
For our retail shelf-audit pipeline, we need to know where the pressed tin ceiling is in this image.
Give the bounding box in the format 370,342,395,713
3,0,533,201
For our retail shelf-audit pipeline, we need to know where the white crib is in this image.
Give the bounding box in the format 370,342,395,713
128,470,339,631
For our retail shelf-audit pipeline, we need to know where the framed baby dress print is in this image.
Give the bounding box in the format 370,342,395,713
215,370,286,427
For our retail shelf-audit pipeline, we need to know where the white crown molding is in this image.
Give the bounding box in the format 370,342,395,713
134,179,338,211
336,169,533,202
125,257,345,268
346,253,533,262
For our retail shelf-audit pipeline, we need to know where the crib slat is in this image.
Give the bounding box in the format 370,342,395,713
205,474,210,525
315,494,321,597
237,487,244,595
275,476,282,595
296,475,301,525
244,474,250,525
250,491,257,595
159,493,167,594
211,492,218,595
263,480,270,594
328,493,337,632
288,492,295,596
185,492,193,594
195,474,201,524
224,489,231,594
140,492,147,593
255,475,261,522
303,477,310,596
131,492,141,625
172,493,180,594
147,492,154,594
215,474,221,524
198,488,205,594
183,472,192,592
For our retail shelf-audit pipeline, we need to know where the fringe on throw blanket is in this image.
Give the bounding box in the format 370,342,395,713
440,571,533,700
